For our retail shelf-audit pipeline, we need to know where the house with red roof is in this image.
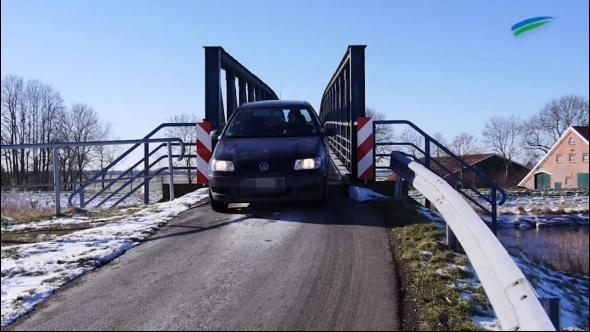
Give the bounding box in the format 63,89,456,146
518,126,589,190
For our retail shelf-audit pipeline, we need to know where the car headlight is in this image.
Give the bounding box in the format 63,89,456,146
211,159,235,172
294,157,321,170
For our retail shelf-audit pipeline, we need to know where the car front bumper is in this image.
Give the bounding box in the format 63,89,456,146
209,171,326,203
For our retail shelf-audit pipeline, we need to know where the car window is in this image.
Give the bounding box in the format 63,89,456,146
224,107,319,138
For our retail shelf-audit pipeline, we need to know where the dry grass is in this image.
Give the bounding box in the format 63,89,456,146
1,204,56,223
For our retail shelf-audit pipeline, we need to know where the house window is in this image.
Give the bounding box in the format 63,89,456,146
556,154,563,163
565,177,572,186
584,154,589,163
569,154,576,163
568,137,576,145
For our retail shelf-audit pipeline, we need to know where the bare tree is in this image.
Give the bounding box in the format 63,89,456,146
55,104,103,190
450,132,478,157
164,114,198,184
430,132,448,159
482,115,522,179
1,75,62,186
397,127,425,158
523,95,589,154
94,124,119,189
365,108,393,165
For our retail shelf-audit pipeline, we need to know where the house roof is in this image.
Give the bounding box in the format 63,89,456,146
572,126,589,142
517,126,590,187
432,153,526,175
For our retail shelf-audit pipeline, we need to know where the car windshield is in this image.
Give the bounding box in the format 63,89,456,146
224,107,320,138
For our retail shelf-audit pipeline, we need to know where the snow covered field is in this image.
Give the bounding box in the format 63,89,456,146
410,189,590,228
1,188,208,327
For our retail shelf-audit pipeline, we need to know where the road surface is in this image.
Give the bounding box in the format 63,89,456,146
7,188,400,330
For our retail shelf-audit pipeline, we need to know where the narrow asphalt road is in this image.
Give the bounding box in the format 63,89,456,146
7,188,400,330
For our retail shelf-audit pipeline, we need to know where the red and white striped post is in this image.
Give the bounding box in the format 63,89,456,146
196,121,213,185
357,117,374,181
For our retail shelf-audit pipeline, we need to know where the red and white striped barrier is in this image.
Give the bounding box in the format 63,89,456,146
196,121,213,185
357,117,374,180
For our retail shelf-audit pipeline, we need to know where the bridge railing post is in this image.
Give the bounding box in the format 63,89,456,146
424,136,431,208
52,147,61,215
143,142,150,204
167,141,175,201
491,187,498,235
205,47,222,130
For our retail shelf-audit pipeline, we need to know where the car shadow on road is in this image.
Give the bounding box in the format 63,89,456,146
144,185,392,243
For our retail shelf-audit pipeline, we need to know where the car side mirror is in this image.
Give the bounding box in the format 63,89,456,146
210,130,220,146
324,127,337,137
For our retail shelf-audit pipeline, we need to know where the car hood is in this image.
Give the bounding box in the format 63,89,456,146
214,136,322,162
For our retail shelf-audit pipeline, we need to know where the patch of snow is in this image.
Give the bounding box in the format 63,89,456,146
348,186,389,202
1,188,208,327
417,205,589,330
473,315,501,331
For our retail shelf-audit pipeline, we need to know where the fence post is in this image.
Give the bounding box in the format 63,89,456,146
491,187,497,235
80,189,85,209
144,142,149,204
52,147,61,216
446,223,460,253
167,141,175,201
424,137,431,209
540,297,560,329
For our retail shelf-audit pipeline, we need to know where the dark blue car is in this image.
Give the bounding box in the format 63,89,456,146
207,100,335,212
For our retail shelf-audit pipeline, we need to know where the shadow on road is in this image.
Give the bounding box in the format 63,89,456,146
144,185,392,243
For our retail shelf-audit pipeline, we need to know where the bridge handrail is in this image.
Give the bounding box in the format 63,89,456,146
83,141,196,208
375,142,495,212
373,120,507,205
68,123,196,209
389,152,554,331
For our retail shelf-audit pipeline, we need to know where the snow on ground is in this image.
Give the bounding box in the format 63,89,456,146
0,188,208,327
417,206,589,331
348,186,390,202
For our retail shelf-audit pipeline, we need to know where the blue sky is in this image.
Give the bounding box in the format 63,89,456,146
2,0,588,143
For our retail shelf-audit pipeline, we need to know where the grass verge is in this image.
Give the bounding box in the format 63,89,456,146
375,200,487,331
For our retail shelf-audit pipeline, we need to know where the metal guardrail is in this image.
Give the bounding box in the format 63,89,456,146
373,120,507,233
1,137,187,215
319,45,366,180
389,152,555,331
205,46,279,130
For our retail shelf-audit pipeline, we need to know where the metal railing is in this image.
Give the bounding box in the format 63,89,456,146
67,123,198,210
205,46,279,130
373,120,507,233
389,152,555,331
319,45,366,180
1,136,187,215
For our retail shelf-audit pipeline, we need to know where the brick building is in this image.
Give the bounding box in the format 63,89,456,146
518,126,589,190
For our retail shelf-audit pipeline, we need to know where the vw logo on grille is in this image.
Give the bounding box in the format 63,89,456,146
258,161,269,172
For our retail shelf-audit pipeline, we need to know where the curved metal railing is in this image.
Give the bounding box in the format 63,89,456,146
389,151,555,331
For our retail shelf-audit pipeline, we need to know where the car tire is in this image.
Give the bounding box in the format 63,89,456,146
209,189,228,212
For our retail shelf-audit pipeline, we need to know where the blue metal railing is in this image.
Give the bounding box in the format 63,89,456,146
372,120,507,233
68,123,197,210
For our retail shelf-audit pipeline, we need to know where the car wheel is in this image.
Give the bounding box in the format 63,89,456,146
209,189,228,212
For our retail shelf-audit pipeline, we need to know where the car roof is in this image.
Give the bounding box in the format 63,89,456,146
238,100,312,109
